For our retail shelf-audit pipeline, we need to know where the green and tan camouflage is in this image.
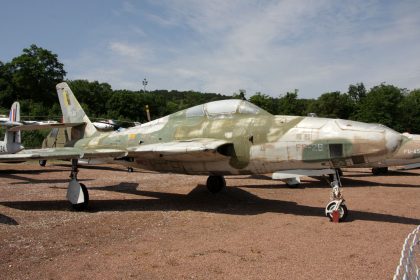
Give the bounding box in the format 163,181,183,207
48,83,404,175
0,82,410,221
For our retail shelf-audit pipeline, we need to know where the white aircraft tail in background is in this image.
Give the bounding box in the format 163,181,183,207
0,102,23,154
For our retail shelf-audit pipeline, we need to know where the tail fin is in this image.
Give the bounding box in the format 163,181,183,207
56,82,98,138
5,102,23,153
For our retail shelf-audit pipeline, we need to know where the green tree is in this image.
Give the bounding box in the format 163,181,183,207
6,44,66,107
348,83,366,103
277,89,309,116
356,84,405,131
309,91,355,119
249,92,276,114
232,89,247,100
0,60,14,107
398,89,420,133
68,80,112,118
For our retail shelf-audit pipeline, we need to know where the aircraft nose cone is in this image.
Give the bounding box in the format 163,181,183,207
385,128,403,153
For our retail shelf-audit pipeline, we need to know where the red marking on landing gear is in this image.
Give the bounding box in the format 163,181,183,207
332,210,340,223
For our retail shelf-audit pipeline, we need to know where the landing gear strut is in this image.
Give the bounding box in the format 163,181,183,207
325,169,348,222
206,175,226,193
67,159,89,211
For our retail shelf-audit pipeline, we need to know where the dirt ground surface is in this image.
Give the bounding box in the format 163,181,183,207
0,163,419,280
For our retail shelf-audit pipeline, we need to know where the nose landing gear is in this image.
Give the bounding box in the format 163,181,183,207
325,169,348,222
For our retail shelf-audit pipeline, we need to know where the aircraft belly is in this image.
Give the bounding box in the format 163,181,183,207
131,159,240,175
129,157,330,175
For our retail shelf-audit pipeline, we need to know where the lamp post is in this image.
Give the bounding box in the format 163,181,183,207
142,78,148,92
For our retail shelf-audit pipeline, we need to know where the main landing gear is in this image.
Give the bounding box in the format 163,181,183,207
372,167,388,175
325,169,348,222
206,175,226,193
67,159,89,211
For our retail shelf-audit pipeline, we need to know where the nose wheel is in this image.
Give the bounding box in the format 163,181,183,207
325,200,348,221
325,169,348,222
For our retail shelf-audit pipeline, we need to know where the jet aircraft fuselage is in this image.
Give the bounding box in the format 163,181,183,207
72,100,403,175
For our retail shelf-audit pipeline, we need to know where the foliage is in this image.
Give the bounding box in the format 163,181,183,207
397,89,420,133
355,84,406,131
308,91,355,119
1,45,66,107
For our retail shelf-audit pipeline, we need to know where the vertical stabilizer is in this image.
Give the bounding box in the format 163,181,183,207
5,102,23,153
56,82,98,138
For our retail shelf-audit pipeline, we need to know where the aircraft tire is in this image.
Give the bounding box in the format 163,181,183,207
286,182,300,188
372,167,388,175
127,167,134,173
71,183,89,211
325,201,348,222
39,160,47,167
206,175,226,194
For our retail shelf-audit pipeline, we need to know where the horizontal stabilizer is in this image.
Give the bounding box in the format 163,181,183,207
0,121,22,128
7,122,85,132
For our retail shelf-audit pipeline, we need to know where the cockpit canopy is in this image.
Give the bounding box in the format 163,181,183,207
185,99,270,118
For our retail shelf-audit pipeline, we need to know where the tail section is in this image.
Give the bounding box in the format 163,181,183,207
4,102,23,153
56,82,98,138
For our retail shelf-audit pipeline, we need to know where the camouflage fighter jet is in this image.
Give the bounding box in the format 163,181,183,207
0,83,405,221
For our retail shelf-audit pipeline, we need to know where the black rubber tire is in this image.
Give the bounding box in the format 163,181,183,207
39,160,47,167
372,167,388,175
206,175,226,194
325,201,348,222
286,182,300,188
71,183,89,211
380,167,389,174
127,167,134,173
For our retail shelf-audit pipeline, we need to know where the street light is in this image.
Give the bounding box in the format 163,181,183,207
142,78,148,92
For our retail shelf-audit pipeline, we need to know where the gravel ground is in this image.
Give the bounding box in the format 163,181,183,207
0,162,419,279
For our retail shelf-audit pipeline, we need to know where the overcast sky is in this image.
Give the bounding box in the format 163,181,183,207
1,0,420,98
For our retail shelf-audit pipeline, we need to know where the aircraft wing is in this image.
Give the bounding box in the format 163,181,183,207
127,138,232,162
7,122,85,131
0,147,127,163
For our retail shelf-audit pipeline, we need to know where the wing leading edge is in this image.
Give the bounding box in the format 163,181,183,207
0,147,127,163
127,138,233,162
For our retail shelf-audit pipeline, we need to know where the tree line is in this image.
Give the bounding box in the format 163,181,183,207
1,45,420,147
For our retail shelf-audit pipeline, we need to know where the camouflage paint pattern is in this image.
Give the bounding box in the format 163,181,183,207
55,83,404,176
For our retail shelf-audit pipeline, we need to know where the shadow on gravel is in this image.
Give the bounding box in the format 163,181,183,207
54,164,129,172
2,182,420,225
0,168,67,175
0,168,94,185
0,213,18,225
242,177,420,190
7,176,93,185
344,170,419,178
